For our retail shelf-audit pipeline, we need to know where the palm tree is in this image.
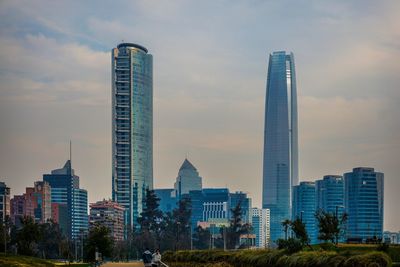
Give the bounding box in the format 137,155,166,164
281,219,292,240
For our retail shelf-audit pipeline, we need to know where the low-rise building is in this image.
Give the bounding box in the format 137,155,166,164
90,199,125,241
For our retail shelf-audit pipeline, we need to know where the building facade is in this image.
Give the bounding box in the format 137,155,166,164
316,175,344,216
174,159,202,200
344,167,384,242
43,160,88,239
229,191,252,225
262,51,298,243
26,181,52,223
154,189,177,214
383,231,400,244
10,195,25,226
292,182,317,244
112,43,153,228
90,200,125,241
0,182,10,222
252,208,270,248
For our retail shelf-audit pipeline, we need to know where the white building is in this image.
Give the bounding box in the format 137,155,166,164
252,208,270,248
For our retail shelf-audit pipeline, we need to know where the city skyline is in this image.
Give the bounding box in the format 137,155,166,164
0,1,399,231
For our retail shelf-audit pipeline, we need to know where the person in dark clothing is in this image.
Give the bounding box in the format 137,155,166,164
142,248,153,267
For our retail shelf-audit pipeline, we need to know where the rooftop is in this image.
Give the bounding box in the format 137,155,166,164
117,43,148,53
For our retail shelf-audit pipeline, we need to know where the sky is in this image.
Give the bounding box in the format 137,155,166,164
0,0,399,231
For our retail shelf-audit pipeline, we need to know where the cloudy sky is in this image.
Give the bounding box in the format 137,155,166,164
0,1,399,230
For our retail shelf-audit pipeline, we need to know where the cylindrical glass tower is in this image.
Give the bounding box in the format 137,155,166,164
111,43,153,228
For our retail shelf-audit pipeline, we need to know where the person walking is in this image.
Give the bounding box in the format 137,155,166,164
142,248,153,267
151,249,162,267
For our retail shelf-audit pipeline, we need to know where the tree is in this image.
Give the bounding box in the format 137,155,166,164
172,198,192,250
137,189,164,250
38,220,64,259
0,215,12,253
193,226,210,250
290,218,309,246
226,201,250,249
281,219,291,241
315,209,347,245
16,216,41,256
84,224,113,262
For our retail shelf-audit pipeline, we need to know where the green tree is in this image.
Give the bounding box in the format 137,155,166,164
226,201,250,249
137,189,164,250
193,226,210,250
16,216,41,256
38,220,65,259
315,209,347,245
84,224,113,262
290,218,309,246
0,215,12,253
281,219,291,241
172,198,192,250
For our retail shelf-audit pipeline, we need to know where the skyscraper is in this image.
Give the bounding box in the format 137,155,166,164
344,167,384,242
43,160,88,239
174,159,202,200
262,51,298,243
315,175,344,216
112,43,153,228
292,182,317,244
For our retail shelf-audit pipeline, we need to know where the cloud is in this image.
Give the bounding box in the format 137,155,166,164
0,0,399,231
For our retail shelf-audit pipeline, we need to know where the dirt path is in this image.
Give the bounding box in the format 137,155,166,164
101,262,144,267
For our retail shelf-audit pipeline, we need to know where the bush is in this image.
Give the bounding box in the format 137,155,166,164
276,238,303,254
343,251,392,267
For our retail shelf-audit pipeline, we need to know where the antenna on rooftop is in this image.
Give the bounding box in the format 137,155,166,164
69,140,72,169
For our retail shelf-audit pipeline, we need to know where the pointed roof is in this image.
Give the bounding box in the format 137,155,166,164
51,160,74,175
179,159,197,171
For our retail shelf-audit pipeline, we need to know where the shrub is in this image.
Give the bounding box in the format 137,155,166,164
276,238,303,254
343,251,392,267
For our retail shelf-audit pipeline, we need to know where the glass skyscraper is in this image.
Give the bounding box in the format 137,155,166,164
174,159,202,200
262,51,298,243
112,43,153,228
292,182,317,244
43,160,88,240
316,175,344,216
344,167,384,242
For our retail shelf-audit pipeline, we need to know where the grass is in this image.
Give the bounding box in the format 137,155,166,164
0,253,90,267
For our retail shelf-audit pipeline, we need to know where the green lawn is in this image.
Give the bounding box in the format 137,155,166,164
0,254,90,267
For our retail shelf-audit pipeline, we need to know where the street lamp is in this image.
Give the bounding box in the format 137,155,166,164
300,211,304,223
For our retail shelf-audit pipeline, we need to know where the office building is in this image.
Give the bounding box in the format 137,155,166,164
0,182,10,222
24,181,52,223
10,195,24,226
229,191,252,224
154,189,177,213
252,208,270,248
292,182,317,244
43,160,88,239
187,188,230,228
174,159,202,200
90,200,125,241
316,175,344,216
112,42,153,228
262,51,298,243
383,231,400,244
344,167,384,242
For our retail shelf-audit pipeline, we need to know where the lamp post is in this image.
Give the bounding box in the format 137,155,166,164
300,211,304,223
